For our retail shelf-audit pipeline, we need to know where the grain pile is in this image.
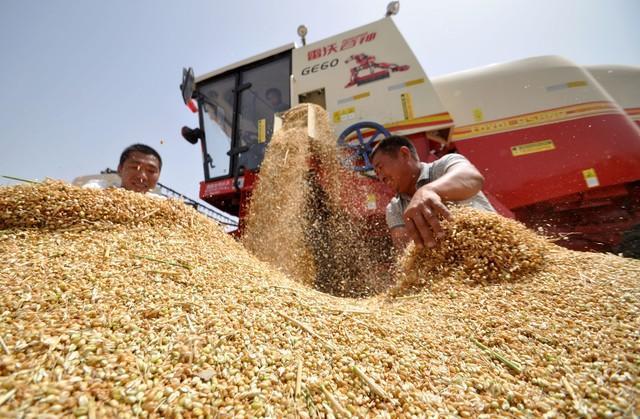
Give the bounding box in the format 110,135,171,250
1,181,639,417
243,104,394,297
0,180,193,230
393,206,550,296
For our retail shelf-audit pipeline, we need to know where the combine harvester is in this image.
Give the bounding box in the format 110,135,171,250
179,2,640,256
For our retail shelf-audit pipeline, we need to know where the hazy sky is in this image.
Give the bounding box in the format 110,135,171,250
1,0,639,203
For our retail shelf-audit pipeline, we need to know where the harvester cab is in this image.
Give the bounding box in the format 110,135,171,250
181,44,294,221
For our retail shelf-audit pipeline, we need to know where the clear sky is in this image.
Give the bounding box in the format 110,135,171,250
1,0,639,203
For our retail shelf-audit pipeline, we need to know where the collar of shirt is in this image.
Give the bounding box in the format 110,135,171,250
398,162,431,202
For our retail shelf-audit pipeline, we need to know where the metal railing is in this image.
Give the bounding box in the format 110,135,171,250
156,182,238,227
100,168,238,228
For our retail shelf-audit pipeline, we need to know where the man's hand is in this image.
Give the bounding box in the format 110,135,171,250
403,187,452,249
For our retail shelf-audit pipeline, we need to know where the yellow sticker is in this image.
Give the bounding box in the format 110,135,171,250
333,107,356,123
473,108,484,122
401,93,414,120
366,193,377,210
582,168,600,188
511,139,555,157
405,78,425,87
567,80,587,88
352,92,370,101
257,119,266,143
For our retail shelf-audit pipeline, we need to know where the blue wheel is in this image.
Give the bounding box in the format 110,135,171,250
337,122,391,172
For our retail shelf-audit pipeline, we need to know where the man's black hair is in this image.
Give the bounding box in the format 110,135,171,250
119,144,163,169
370,135,418,161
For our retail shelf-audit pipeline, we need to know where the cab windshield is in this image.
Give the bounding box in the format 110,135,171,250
197,51,291,180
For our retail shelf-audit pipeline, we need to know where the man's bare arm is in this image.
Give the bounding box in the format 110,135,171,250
403,161,484,249
421,161,484,201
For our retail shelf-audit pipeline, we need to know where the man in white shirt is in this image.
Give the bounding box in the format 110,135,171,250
117,144,162,194
370,135,495,250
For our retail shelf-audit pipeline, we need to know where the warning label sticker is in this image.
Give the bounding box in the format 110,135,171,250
366,193,377,210
582,168,600,188
333,107,356,123
511,139,555,157
257,119,266,143
400,93,414,120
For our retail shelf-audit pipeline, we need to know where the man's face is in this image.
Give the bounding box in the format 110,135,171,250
267,92,281,107
117,151,161,193
372,147,414,194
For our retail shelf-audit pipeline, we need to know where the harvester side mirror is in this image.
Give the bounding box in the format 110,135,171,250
181,126,202,145
180,67,196,105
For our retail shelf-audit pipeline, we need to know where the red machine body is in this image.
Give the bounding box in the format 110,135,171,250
432,56,640,251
